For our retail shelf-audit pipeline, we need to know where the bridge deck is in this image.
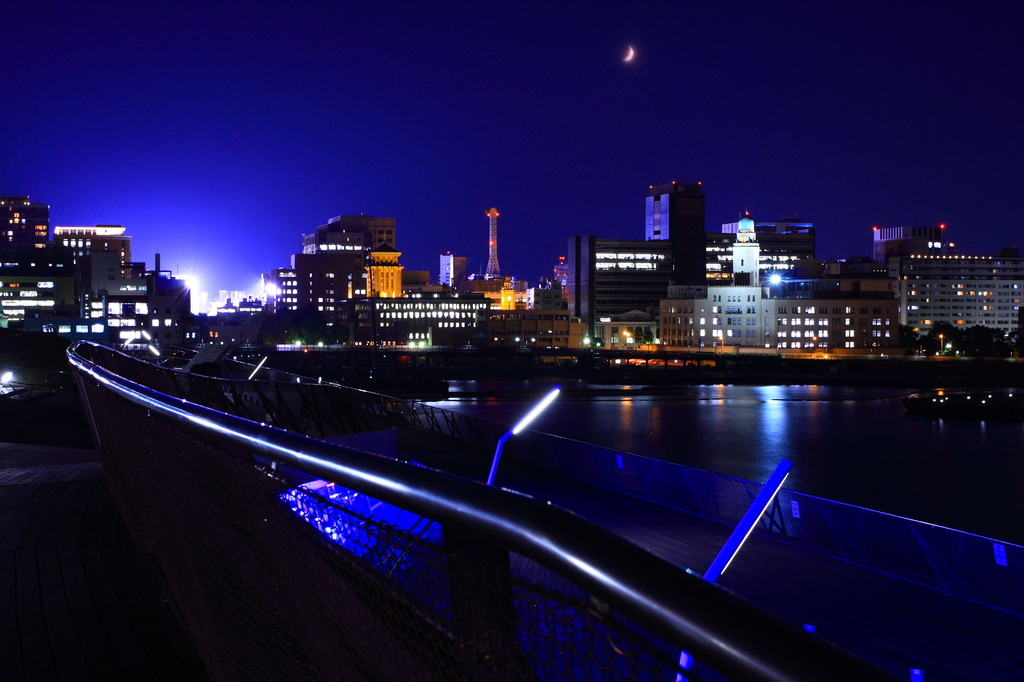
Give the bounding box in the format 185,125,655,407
493,458,1024,682
390,428,1024,681
0,442,206,682
5,434,1022,682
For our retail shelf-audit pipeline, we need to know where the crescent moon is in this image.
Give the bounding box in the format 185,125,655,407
624,46,635,62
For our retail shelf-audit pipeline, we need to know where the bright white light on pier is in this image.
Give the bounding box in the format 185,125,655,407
512,386,561,434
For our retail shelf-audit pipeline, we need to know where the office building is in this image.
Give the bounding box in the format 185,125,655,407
487,309,584,348
660,292,899,352
146,258,192,344
710,217,816,281
645,182,706,285
27,252,191,345
568,182,710,333
265,251,365,323
567,236,674,334
0,273,77,324
661,214,897,353
302,215,396,254
528,281,566,310
439,252,468,287
339,294,489,346
892,254,1024,334
53,225,136,299
873,225,952,262
1,196,49,252
266,213,400,325
552,255,569,287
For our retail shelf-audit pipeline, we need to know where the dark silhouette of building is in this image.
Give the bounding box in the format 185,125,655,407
645,182,705,284
873,224,951,262
302,214,396,254
266,213,400,327
1,195,49,253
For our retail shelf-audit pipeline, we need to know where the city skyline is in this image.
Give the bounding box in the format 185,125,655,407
3,3,1022,297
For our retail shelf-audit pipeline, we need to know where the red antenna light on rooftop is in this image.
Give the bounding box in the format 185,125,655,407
940,223,946,229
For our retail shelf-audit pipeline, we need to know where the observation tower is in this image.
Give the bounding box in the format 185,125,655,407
486,207,500,277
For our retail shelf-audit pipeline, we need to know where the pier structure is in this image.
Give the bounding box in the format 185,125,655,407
4,342,1020,680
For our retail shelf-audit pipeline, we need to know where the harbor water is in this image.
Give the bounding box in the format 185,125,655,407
427,381,1024,545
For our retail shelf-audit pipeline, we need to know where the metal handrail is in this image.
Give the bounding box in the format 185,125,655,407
68,340,897,682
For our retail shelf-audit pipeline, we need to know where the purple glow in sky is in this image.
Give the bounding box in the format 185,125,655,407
3,3,1022,299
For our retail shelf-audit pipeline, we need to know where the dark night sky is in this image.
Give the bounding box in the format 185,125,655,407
3,2,1022,302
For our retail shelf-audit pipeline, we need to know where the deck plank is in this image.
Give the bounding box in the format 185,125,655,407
115,516,207,681
81,480,158,679
58,479,126,681
38,546,91,680
0,442,205,681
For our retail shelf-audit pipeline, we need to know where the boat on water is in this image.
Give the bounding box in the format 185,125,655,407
902,390,1024,420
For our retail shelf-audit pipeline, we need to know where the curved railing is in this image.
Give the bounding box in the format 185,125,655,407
68,341,895,682
220,355,1024,618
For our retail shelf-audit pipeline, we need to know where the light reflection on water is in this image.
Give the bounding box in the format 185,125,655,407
428,382,1024,543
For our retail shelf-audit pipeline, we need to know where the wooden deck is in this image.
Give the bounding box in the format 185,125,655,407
0,442,207,681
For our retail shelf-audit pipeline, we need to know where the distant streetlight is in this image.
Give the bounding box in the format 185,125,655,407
486,385,561,486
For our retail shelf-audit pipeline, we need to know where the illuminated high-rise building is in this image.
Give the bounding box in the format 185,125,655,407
440,252,468,287
485,208,500,277
1,195,49,253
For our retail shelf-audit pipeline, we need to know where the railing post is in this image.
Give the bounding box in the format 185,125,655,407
486,386,560,486
703,458,792,584
678,459,792,680
442,524,531,680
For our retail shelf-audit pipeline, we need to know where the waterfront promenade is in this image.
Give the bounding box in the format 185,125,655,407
3,431,1022,680
0,442,205,681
